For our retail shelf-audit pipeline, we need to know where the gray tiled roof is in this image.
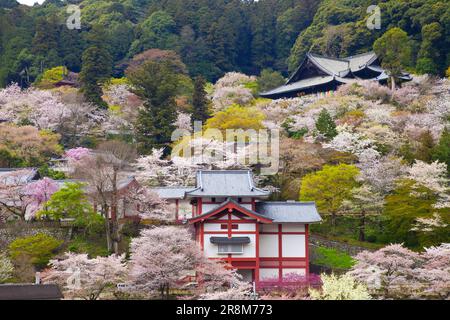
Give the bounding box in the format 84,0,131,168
186,170,270,198
151,186,195,199
260,51,411,98
256,201,322,223
260,76,335,96
0,168,38,186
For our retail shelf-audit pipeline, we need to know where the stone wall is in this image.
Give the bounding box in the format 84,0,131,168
0,221,71,250
309,234,377,258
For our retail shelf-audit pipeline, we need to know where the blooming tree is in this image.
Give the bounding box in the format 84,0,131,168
349,244,450,299
41,252,127,300
128,226,204,299
309,273,372,300
407,161,449,208
23,178,59,220
0,252,14,283
65,148,91,161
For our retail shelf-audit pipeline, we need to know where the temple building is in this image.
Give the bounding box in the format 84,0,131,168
260,52,412,99
152,170,322,287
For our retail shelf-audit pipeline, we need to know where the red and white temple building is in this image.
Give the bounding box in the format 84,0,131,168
153,170,322,288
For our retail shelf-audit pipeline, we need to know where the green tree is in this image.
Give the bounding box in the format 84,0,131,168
9,233,62,268
191,76,210,127
432,128,450,175
257,69,285,93
79,46,112,108
416,23,444,75
381,179,449,248
127,60,180,154
373,28,412,90
128,10,179,56
38,183,104,234
204,105,265,132
315,109,337,140
416,130,435,163
300,164,360,229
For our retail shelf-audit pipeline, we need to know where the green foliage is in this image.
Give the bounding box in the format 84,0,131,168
35,66,67,88
127,59,179,154
314,247,355,270
80,46,112,108
38,183,104,234
415,130,435,163
9,233,62,268
315,109,337,140
373,28,412,86
38,164,66,180
67,234,109,258
432,128,450,175
282,118,308,139
191,76,210,126
204,105,265,131
257,69,285,93
381,179,450,249
300,164,360,227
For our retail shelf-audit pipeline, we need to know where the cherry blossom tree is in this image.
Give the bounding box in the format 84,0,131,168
0,252,14,283
357,156,406,194
127,185,172,222
349,244,450,299
341,184,385,241
309,273,371,300
407,161,449,208
23,178,59,220
41,252,127,300
128,226,203,299
65,148,91,161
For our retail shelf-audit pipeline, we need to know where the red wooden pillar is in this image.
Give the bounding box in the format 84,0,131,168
255,222,260,289
278,224,282,283
305,224,309,277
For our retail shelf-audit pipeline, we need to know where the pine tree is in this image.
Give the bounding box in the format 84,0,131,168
315,109,337,140
79,46,112,108
191,76,210,127
127,60,179,154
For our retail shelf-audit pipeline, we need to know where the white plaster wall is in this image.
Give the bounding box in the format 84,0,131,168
202,203,220,213
282,234,305,258
259,234,278,257
259,268,279,280
282,223,305,232
235,223,256,231
204,223,225,232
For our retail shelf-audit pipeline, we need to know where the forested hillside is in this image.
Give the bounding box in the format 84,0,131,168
1,0,448,88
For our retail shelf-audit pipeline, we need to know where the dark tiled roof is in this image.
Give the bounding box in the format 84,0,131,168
256,201,322,223
151,186,195,199
186,170,270,198
210,237,251,244
0,284,63,300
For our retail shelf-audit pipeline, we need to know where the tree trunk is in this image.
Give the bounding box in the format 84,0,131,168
330,212,337,231
390,76,396,91
102,204,112,252
359,211,366,242
111,169,120,254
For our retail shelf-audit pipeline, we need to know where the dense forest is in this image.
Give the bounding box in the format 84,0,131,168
0,0,449,87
